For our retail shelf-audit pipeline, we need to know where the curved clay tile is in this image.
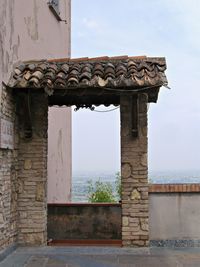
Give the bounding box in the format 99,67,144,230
27,64,36,71
145,69,157,78
41,78,53,89
127,60,137,68
115,64,127,77
43,70,56,80
106,62,115,69
28,77,40,87
36,63,47,72
83,62,93,68
54,77,67,88
14,68,22,76
67,77,79,86
156,64,166,71
105,66,115,79
32,70,44,80
23,71,32,81
79,72,92,81
48,63,59,73
134,76,145,87
92,63,104,77
57,71,66,79
60,64,70,73
81,65,92,73
70,63,80,72
68,69,79,76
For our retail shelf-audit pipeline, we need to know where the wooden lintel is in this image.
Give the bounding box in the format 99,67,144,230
23,92,32,139
131,95,139,138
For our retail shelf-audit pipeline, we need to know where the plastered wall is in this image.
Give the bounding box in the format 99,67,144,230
0,0,71,249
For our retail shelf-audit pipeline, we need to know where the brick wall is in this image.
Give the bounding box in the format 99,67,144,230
0,88,18,249
149,184,200,193
17,93,48,245
120,94,149,247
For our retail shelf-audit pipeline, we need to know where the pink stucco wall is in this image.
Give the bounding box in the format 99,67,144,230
0,0,72,203
47,107,72,203
15,0,71,61
0,0,71,86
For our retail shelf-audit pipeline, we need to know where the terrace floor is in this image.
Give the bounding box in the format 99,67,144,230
1,246,200,267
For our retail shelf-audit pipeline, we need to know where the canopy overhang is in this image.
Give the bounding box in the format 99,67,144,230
7,55,167,107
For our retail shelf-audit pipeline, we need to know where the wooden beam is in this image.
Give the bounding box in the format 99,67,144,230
131,95,139,138
23,92,32,139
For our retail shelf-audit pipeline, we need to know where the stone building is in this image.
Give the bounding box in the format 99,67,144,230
0,0,168,253
0,0,71,250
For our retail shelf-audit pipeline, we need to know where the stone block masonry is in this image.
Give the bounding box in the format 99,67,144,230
0,88,18,249
1,90,149,249
17,93,48,245
120,94,149,247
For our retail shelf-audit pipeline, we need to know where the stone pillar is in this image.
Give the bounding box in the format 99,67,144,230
120,94,149,247
17,93,48,245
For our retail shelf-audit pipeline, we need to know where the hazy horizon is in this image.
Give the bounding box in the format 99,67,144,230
72,169,200,175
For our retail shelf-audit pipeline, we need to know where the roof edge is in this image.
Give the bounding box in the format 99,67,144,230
12,56,166,66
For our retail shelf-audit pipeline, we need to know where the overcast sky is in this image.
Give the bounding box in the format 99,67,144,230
71,0,200,173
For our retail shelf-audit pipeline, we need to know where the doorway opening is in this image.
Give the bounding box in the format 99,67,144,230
47,104,122,246
72,105,120,203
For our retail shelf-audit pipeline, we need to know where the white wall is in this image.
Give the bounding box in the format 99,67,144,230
149,193,200,240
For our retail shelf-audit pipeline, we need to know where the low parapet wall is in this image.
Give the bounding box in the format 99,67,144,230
47,203,121,243
149,184,200,247
47,184,200,246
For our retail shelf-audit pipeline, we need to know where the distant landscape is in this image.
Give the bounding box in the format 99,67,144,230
72,169,200,202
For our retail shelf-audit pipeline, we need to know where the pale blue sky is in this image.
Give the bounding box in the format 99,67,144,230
71,0,200,173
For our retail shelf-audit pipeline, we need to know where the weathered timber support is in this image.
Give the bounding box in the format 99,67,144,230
23,92,33,139
131,95,139,138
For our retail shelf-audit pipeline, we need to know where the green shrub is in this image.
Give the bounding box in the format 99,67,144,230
87,179,116,203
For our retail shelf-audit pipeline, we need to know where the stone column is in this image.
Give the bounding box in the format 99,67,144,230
17,93,48,245
120,94,149,247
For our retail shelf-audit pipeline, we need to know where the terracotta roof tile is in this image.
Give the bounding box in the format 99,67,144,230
8,56,168,98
